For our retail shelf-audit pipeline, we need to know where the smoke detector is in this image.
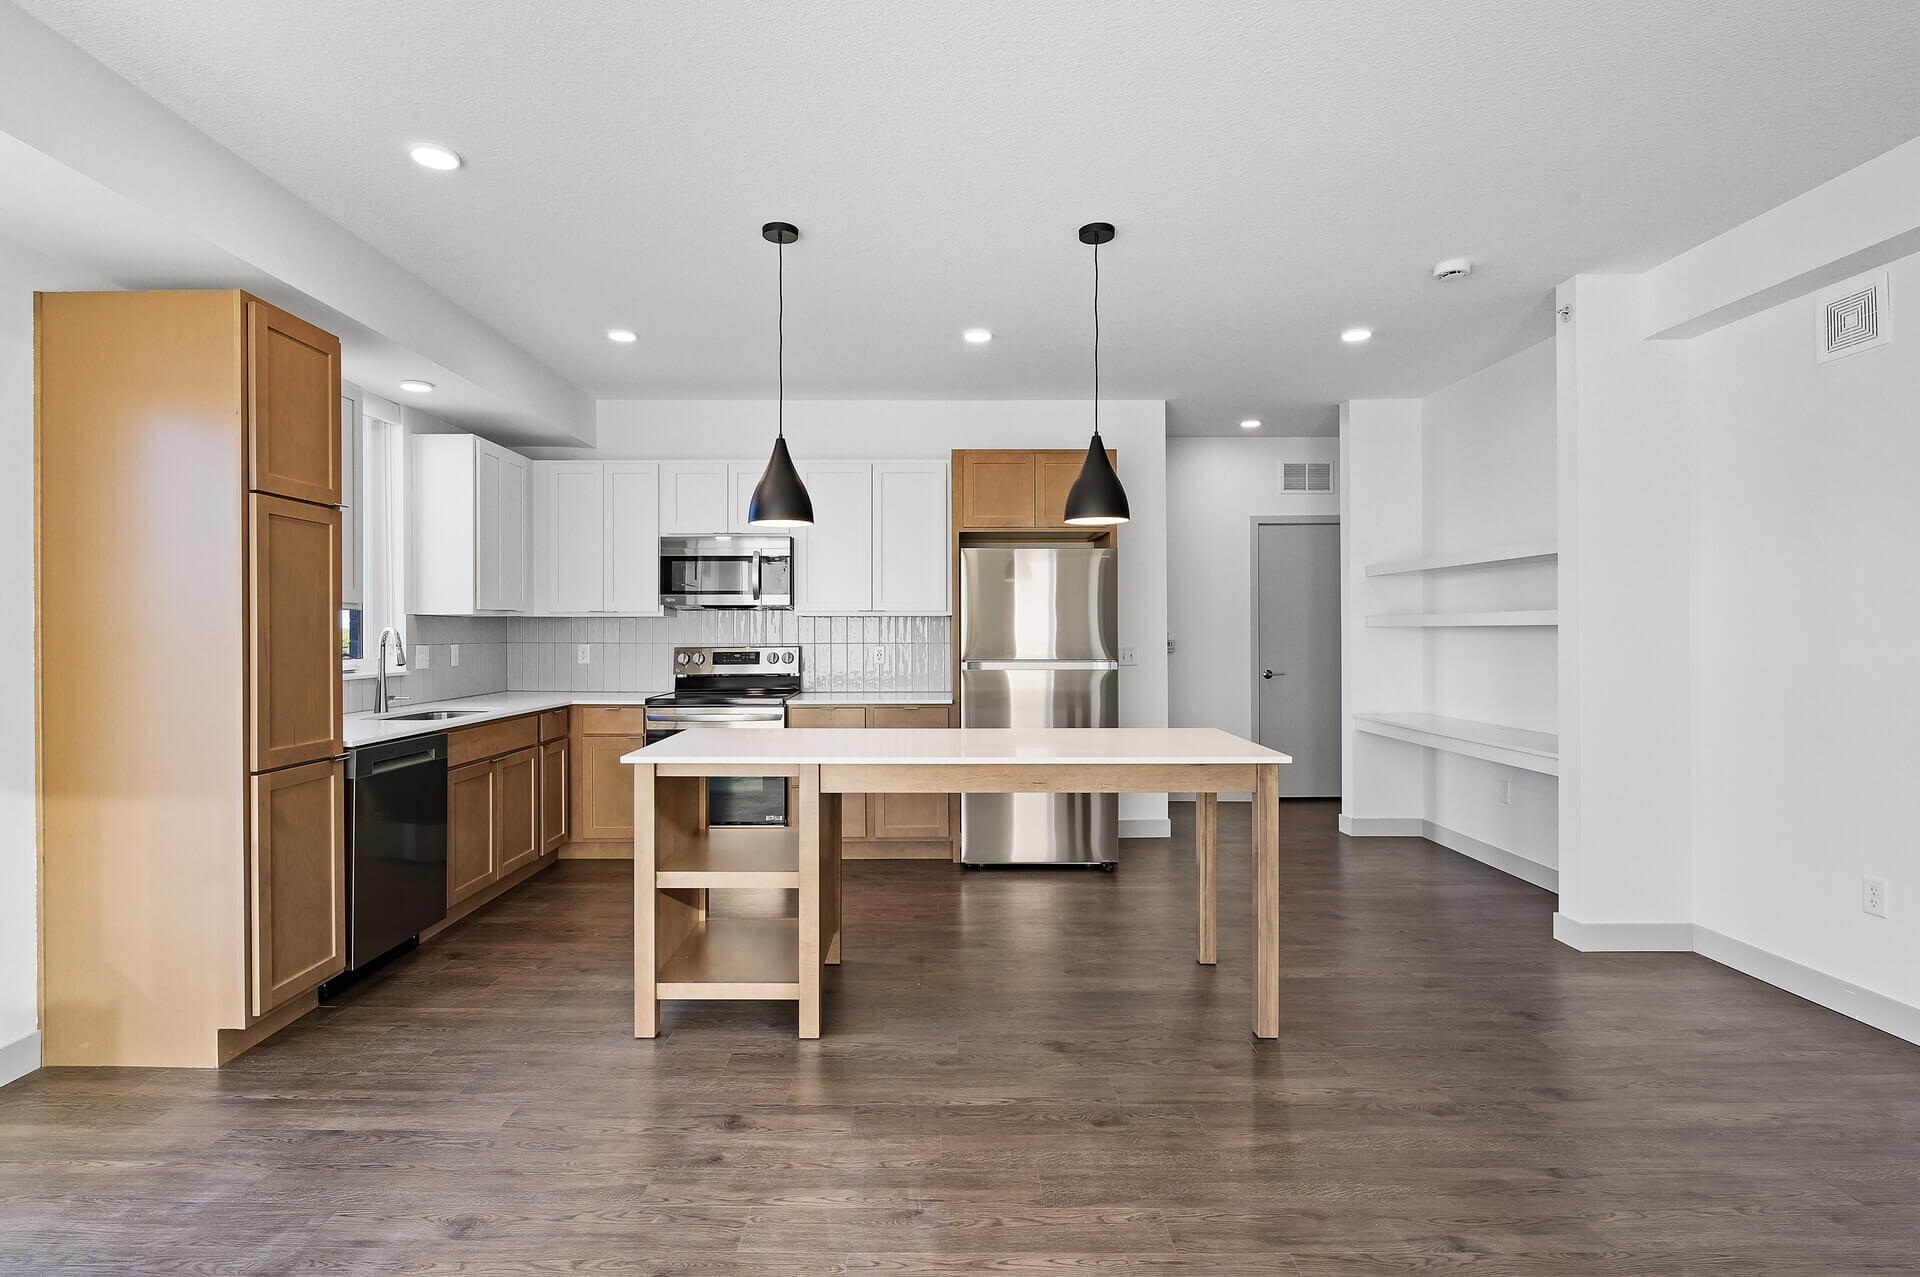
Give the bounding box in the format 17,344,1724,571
1432,258,1474,282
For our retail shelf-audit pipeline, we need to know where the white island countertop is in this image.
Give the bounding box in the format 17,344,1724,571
624,726,1290,767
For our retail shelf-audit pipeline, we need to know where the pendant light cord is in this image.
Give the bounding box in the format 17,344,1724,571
777,238,785,439
1092,237,1100,437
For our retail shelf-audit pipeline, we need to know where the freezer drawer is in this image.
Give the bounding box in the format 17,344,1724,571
960,665,1119,864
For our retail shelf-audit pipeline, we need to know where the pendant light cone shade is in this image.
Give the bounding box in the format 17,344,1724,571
1064,222,1130,526
748,220,815,527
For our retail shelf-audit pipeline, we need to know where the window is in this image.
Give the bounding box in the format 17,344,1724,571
341,390,408,680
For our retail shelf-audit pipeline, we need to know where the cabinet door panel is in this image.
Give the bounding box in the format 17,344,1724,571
872,462,950,613
576,734,638,841
248,494,343,772
545,462,606,613
872,791,950,840
447,759,498,906
1035,449,1115,530
249,758,346,1015
728,462,764,532
496,450,528,611
475,444,502,610
541,738,570,852
606,462,661,613
247,301,341,505
796,463,873,613
659,462,729,535
495,747,542,875
958,452,1035,528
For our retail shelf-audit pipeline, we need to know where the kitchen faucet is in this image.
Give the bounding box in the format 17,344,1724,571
376,626,410,714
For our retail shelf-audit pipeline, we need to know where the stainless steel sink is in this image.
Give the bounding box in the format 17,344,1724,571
381,709,488,721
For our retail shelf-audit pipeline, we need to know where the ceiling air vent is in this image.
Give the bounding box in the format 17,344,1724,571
1282,461,1334,493
1815,270,1892,363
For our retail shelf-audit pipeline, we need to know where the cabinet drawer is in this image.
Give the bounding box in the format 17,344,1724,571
448,714,540,767
789,705,867,729
576,706,650,736
869,705,951,729
539,708,570,742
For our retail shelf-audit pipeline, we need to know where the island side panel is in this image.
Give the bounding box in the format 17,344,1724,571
797,766,822,1039
1252,764,1282,1038
1196,792,1218,966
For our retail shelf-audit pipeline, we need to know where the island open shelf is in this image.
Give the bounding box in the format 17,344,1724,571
657,917,801,1000
655,826,801,888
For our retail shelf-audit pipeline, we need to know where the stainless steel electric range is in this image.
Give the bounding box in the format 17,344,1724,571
642,646,800,826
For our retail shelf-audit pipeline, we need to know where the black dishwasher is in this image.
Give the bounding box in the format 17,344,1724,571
341,733,448,975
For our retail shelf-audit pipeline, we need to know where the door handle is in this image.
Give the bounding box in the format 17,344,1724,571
1262,669,1281,680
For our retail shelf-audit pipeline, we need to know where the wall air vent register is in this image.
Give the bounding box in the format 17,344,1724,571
1282,461,1335,493
1815,270,1891,363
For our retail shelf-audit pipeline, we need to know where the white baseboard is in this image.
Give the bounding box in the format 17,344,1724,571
1423,822,1558,892
1119,819,1172,840
1694,926,1920,1049
1552,913,1694,951
0,1030,40,1088
1338,814,1424,836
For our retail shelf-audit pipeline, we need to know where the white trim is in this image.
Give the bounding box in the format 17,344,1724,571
1338,814,1424,836
1551,913,1693,951
1423,822,1557,892
1120,818,1172,840
0,1030,40,1087
1693,926,1920,1049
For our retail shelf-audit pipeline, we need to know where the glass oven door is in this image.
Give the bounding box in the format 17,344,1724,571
643,714,789,827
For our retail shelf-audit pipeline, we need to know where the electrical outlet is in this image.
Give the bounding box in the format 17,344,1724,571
1498,779,1512,805
413,645,430,671
1118,645,1138,667
1863,876,1889,918
451,644,461,667
871,646,887,667
576,644,592,666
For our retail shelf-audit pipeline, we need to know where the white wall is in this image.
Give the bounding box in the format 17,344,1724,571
1166,437,1338,770
0,235,114,1083
1422,339,1558,873
1688,247,1920,1014
543,400,1173,835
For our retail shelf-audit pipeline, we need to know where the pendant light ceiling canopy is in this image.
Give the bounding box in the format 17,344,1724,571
747,220,815,527
1063,221,1131,527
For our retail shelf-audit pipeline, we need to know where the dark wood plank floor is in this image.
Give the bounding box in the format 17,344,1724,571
5,800,1919,1274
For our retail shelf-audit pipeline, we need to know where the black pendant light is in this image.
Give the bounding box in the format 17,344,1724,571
747,221,815,527
1063,221,1130,526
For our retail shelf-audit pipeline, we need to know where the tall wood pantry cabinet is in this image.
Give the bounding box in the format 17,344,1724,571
37,290,346,1067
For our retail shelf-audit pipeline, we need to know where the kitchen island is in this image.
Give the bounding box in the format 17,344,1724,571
625,727,1291,1039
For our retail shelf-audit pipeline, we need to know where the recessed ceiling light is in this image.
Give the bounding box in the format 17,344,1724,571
408,143,462,172
399,380,435,393
1341,327,1373,344
1240,419,1261,429
607,328,637,343
963,328,993,344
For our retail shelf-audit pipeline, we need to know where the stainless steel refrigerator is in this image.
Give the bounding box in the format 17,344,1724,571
959,545,1119,866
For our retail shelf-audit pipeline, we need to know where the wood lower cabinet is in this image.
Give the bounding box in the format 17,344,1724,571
248,758,347,1017
541,738,571,852
447,759,498,907
576,731,640,842
790,703,954,857
495,746,542,876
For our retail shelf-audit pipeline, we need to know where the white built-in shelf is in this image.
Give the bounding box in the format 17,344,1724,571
1353,713,1559,776
1365,543,1558,577
1365,610,1559,628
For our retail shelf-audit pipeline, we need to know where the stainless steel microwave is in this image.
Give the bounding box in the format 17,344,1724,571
658,535,793,610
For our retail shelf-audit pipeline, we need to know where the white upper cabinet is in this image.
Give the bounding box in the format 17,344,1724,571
795,462,874,614
410,434,529,615
659,461,730,535
728,461,766,532
540,462,606,613
605,462,661,614
871,462,950,613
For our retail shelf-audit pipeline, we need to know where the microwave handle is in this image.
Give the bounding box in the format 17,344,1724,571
751,549,762,603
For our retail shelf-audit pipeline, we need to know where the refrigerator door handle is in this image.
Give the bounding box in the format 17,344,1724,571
961,659,1120,671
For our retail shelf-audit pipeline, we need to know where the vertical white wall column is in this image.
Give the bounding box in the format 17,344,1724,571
1338,399,1426,834
1553,275,1693,948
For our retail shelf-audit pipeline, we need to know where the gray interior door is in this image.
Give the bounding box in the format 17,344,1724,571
1255,521,1341,798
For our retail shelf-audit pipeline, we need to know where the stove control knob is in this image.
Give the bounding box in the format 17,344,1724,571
781,651,794,663
675,652,689,665
692,652,705,666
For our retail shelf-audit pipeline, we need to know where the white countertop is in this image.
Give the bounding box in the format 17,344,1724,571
345,688,953,748
623,727,1290,767
787,691,952,706
344,691,658,748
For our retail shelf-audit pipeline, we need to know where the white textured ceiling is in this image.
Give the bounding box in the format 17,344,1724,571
16,0,1920,436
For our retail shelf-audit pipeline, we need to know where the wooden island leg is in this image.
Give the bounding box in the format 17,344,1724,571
1195,792,1218,965
823,791,843,966
797,766,822,1039
634,762,658,1039
1252,765,1281,1039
